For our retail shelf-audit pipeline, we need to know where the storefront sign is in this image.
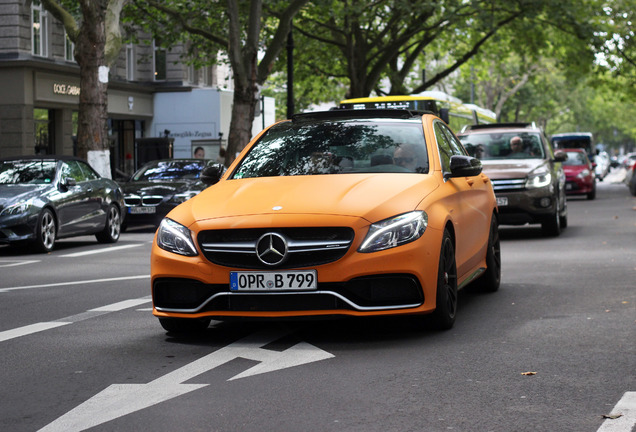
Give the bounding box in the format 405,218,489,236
53,83,81,96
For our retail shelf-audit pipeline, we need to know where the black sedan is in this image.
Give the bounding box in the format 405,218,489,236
120,159,209,229
0,156,124,252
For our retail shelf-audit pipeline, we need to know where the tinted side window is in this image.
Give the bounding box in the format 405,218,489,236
441,124,468,156
60,160,87,182
434,121,453,173
78,161,100,180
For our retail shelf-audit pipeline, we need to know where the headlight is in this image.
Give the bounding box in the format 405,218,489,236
526,171,551,189
156,218,198,256
0,199,33,217
577,169,590,179
358,211,427,253
170,191,200,204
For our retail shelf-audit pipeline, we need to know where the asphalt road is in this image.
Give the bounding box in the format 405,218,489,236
0,179,634,432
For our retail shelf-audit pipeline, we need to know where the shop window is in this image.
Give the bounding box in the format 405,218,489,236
32,0,48,57
153,41,166,81
34,109,53,154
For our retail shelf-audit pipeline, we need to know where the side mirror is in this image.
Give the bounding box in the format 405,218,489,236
554,151,567,162
200,163,227,186
445,155,482,179
61,177,76,190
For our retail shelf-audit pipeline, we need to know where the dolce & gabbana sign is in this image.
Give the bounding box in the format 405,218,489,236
53,83,81,96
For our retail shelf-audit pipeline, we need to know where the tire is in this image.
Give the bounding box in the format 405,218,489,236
34,208,57,253
559,203,568,229
430,230,458,330
473,216,501,292
541,209,561,237
158,317,211,333
587,185,596,200
96,204,121,243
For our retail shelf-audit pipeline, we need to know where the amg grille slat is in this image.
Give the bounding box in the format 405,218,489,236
197,227,355,269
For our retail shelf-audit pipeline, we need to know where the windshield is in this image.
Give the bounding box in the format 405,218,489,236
459,132,546,160
231,119,428,179
0,160,57,185
133,160,206,181
563,152,588,166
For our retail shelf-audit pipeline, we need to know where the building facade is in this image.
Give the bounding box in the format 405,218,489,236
0,1,273,178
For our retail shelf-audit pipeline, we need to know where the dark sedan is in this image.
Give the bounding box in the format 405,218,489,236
121,159,209,229
0,156,124,252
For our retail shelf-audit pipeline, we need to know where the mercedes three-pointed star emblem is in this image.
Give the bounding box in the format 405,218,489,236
256,232,288,266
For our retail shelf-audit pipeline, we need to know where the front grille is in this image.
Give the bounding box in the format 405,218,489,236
491,178,525,192
198,227,354,269
124,194,163,206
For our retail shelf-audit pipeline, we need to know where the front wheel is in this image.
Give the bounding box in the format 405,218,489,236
473,216,501,292
96,205,121,243
34,208,57,253
430,230,458,330
541,210,561,237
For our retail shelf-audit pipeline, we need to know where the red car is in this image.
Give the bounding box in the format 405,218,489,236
562,149,596,200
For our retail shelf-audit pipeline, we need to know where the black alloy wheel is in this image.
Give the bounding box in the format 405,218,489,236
473,215,501,292
430,229,458,330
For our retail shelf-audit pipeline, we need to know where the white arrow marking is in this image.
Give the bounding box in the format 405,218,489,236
38,329,334,432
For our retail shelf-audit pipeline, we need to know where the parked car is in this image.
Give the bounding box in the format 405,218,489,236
151,109,500,333
624,156,636,196
561,149,596,200
622,152,636,169
121,158,209,229
0,155,123,252
458,122,568,236
593,150,611,180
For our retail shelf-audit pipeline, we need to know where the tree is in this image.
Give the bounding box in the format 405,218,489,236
127,0,309,166
289,0,532,99
41,0,130,178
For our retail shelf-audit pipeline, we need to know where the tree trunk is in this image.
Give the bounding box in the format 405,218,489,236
225,82,258,166
74,2,110,176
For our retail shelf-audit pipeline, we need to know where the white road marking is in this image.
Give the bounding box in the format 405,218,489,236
0,296,151,343
0,259,41,268
0,322,71,342
38,329,334,432
0,275,149,293
596,392,636,432
90,298,151,312
60,243,144,257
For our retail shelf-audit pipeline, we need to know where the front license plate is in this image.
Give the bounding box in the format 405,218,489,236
496,197,508,207
129,206,156,214
230,270,318,291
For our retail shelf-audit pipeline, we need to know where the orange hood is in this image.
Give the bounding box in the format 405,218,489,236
170,174,439,225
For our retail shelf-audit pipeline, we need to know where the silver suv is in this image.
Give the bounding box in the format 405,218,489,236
457,123,568,236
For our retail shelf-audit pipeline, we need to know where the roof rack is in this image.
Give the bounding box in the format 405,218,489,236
460,122,537,132
292,108,434,122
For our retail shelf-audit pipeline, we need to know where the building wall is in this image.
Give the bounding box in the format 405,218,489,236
0,2,272,174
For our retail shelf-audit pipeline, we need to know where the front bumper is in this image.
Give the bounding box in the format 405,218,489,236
151,217,444,319
0,214,37,244
494,187,557,225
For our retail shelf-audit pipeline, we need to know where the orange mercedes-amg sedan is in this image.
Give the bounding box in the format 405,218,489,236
151,109,500,333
